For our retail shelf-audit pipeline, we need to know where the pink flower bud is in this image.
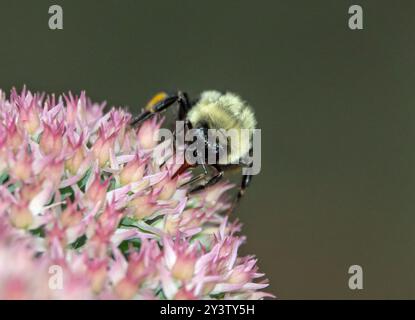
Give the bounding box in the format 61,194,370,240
171,252,197,281
20,183,42,202
60,199,83,228
6,121,23,151
119,156,145,185
39,124,64,156
227,265,251,285
85,174,109,206
39,158,64,187
87,259,108,294
10,203,33,229
64,92,81,126
202,282,216,296
20,103,40,135
10,149,32,181
129,194,157,220
47,223,67,248
92,129,115,167
89,227,112,259
174,288,197,300
114,277,138,299
154,175,178,201
136,117,161,150
66,144,86,175
164,215,180,236
98,203,121,227
126,251,147,281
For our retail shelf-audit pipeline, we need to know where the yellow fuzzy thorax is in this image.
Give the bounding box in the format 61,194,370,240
187,91,256,164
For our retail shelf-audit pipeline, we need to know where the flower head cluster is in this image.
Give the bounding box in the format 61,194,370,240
0,87,272,300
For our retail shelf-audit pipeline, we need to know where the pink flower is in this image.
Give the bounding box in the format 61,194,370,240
65,132,88,175
39,157,64,187
164,237,198,281
92,129,116,168
154,172,179,201
9,202,33,229
40,122,64,156
17,95,41,135
85,172,110,207
128,192,159,220
0,87,272,300
119,154,145,185
10,147,33,181
136,116,162,150
5,119,24,151
60,198,84,228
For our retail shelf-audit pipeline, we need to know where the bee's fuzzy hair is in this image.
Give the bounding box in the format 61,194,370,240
187,90,256,164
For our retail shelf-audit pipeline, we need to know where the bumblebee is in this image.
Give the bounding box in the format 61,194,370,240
131,90,257,212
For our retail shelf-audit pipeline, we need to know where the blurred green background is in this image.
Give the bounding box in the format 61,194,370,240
1,0,415,298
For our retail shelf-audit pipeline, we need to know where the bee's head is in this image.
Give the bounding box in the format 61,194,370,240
186,90,256,165
187,122,242,166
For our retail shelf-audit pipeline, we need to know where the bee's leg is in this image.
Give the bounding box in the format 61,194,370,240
177,91,193,121
173,95,193,149
227,173,253,216
130,94,179,126
237,174,253,202
180,172,206,188
188,165,224,194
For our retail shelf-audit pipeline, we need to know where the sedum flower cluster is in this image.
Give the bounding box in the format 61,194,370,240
0,88,271,300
